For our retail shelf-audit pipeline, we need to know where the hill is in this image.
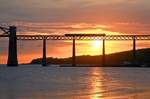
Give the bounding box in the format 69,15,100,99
30,48,150,66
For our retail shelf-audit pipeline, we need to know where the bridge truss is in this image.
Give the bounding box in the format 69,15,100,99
1,34,150,40
0,26,150,66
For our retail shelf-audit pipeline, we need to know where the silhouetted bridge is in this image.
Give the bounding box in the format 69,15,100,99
0,26,150,66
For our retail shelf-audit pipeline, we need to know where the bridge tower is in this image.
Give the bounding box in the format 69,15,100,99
7,26,18,66
0,26,18,66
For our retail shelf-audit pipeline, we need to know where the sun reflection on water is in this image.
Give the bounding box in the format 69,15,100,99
90,68,103,99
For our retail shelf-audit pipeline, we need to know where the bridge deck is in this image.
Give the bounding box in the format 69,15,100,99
0,34,150,40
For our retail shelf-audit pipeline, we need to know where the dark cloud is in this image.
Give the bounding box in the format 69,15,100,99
0,0,150,23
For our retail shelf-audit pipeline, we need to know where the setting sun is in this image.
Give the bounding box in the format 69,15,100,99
92,40,102,49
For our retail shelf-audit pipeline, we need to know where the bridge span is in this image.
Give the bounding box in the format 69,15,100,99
1,34,150,40
0,26,150,66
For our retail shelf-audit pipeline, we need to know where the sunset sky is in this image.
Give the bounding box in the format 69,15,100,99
0,0,150,64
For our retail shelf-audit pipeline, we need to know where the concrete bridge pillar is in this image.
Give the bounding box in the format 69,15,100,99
133,36,136,63
7,26,18,66
42,38,47,66
72,37,76,66
102,39,105,66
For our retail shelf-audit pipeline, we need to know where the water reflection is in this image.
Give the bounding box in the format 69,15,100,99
87,68,148,99
89,68,103,99
1,66,150,99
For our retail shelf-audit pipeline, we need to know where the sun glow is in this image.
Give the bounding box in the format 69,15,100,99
92,40,102,49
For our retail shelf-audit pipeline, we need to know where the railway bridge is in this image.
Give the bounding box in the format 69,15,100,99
0,26,150,66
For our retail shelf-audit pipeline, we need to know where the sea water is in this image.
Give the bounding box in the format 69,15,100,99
0,65,150,99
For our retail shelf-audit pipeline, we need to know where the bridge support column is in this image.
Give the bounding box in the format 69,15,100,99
7,26,18,66
102,39,105,66
72,38,76,66
133,36,136,64
42,38,47,66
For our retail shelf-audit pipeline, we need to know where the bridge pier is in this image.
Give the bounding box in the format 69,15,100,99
102,39,105,66
72,38,76,66
7,26,18,66
42,38,47,66
133,36,136,64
